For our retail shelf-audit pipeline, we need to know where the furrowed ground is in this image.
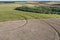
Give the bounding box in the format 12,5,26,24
0,3,60,22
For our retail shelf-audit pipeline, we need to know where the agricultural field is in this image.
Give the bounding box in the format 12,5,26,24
0,2,60,22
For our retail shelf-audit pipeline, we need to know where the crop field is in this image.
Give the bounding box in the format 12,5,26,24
0,3,60,22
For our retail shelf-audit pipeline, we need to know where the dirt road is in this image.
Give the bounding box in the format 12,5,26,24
0,18,60,40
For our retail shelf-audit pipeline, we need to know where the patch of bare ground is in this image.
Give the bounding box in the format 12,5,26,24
0,19,59,40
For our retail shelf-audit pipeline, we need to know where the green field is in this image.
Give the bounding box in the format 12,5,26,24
0,3,60,22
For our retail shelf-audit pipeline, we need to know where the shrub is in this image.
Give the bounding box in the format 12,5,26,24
15,6,60,14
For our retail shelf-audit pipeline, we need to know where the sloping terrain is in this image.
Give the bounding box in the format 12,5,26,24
0,3,60,40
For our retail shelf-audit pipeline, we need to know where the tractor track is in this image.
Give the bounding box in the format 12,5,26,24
0,13,59,40
41,19,60,40
22,14,60,40
0,14,28,31
0,13,37,31
26,14,60,40
45,19,60,36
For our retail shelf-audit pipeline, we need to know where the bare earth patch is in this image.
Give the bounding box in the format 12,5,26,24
0,18,60,40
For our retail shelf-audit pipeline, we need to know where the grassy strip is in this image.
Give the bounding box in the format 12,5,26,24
0,4,60,22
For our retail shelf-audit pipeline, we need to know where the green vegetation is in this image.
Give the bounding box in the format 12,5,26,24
15,6,60,14
0,3,60,22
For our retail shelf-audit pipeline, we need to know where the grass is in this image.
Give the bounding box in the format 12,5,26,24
0,3,60,22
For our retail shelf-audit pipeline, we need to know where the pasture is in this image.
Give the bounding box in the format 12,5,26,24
0,3,60,22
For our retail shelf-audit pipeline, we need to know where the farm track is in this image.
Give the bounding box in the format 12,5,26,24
15,14,60,40
24,14,60,36
25,14,60,39
0,14,28,31
42,18,60,36
41,19,60,40
23,14,60,40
